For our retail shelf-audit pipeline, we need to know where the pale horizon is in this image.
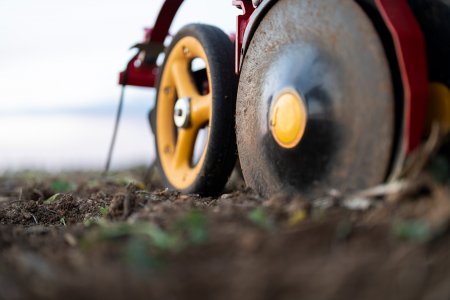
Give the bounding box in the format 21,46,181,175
0,0,237,171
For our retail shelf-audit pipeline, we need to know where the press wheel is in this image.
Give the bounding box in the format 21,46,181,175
155,24,236,195
236,0,395,198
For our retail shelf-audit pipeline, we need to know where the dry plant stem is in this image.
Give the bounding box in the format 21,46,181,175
399,123,444,180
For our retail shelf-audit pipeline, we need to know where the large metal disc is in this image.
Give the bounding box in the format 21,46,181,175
236,0,395,198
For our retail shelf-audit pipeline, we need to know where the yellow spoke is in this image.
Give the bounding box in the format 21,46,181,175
172,128,196,168
191,94,211,126
171,60,198,98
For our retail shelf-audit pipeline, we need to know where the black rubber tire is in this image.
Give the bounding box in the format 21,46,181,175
154,24,237,196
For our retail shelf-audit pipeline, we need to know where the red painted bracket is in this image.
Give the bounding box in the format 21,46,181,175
232,0,255,74
376,0,428,154
119,0,253,86
119,0,184,87
118,53,158,88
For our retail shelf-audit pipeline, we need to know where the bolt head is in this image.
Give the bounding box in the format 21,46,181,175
173,97,191,128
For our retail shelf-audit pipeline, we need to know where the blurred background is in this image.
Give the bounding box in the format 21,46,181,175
0,0,235,172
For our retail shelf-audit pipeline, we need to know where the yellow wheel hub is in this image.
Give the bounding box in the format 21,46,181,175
156,36,212,190
270,89,307,149
427,83,450,133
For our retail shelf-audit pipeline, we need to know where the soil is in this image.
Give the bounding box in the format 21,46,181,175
1,138,450,300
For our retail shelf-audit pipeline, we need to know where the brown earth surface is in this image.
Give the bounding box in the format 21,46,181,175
1,135,450,300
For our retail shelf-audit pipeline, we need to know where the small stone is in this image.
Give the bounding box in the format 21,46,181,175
312,197,335,210
64,233,77,247
342,197,372,211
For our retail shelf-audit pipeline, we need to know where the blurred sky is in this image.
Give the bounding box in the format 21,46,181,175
0,0,236,171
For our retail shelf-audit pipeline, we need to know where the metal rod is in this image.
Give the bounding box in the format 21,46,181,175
104,83,126,175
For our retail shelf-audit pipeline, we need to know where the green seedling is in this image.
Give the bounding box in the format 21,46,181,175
125,238,164,272
51,179,76,193
87,179,101,189
99,206,109,217
96,222,179,251
174,210,209,245
81,210,211,273
110,175,146,190
392,220,431,242
83,217,97,227
84,210,210,250
83,215,107,227
248,207,273,230
44,193,62,204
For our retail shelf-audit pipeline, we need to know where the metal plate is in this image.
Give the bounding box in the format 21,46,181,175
236,0,395,198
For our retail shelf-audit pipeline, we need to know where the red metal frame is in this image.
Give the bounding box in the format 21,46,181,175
119,0,254,87
232,1,255,73
376,0,428,154
118,0,184,87
118,0,428,157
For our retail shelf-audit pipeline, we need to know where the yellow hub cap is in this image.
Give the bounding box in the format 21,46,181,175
270,89,307,149
427,82,450,133
156,37,212,189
